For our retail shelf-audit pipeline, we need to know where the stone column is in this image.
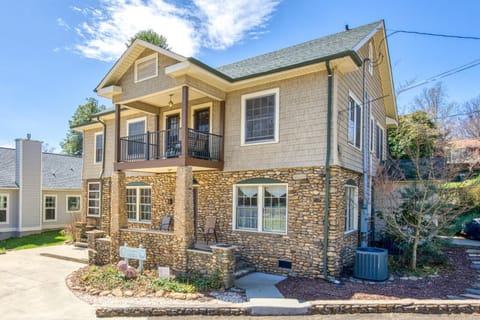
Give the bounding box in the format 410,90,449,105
211,245,237,288
110,170,126,262
173,166,194,272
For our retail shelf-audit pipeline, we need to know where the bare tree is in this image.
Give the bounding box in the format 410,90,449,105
409,83,454,140
375,140,476,270
458,95,480,138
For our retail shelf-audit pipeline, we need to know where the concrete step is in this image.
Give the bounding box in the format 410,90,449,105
246,298,311,316
234,267,256,279
466,249,480,254
74,242,88,248
461,293,480,299
447,295,467,299
471,264,480,269
466,288,480,295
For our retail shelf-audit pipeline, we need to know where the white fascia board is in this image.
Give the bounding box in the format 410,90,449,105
352,21,383,52
97,85,122,99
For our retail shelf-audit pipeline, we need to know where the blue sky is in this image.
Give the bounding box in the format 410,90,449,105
0,0,479,151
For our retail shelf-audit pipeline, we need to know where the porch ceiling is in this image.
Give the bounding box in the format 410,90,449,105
139,88,204,108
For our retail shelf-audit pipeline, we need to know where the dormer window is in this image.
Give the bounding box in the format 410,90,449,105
134,53,158,83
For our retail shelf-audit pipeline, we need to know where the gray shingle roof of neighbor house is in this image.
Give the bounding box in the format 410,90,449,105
214,21,381,80
0,147,82,189
0,147,17,188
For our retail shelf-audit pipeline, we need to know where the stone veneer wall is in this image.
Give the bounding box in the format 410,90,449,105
119,229,178,270
193,165,361,278
92,165,362,278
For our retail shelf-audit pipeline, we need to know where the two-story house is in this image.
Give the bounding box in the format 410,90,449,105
74,20,397,279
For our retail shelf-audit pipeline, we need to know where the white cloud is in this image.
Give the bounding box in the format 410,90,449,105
193,0,279,49
67,0,280,62
56,17,71,31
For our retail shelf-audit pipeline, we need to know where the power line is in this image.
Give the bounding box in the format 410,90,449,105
397,58,480,95
387,29,480,41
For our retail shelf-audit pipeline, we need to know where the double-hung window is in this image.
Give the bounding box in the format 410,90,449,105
345,184,358,232
88,182,101,217
127,186,151,222
0,194,8,223
241,88,279,145
234,183,287,234
95,132,103,163
44,195,57,221
347,96,362,149
376,123,385,161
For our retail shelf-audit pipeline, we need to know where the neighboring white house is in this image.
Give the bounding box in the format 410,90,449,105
0,137,82,240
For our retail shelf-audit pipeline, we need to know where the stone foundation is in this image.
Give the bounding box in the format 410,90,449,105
83,165,362,279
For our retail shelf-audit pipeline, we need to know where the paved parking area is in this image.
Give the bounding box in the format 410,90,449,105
0,245,96,320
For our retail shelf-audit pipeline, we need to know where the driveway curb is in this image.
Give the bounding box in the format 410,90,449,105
95,300,480,317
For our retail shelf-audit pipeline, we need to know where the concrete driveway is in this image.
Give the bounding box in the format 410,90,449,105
0,245,96,320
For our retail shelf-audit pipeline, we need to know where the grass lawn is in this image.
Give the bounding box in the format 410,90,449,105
0,230,70,252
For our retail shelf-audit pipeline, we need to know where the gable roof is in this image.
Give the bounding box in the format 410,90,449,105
0,147,82,190
216,21,380,80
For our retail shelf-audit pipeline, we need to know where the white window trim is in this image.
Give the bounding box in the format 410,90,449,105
376,121,385,161
43,194,57,222
134,53,158,83
126,116,147,136
370,116,375,153
94,132,103,164
190,102,212,133
347,92,362,150
368,42,374,75
127,186,152,223
0,193,9,224
240,88,280,146
87,182,101,217
66,195,81,213
232,183,288,235
344,185,358,234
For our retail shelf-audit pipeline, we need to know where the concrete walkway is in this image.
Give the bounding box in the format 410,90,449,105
234,272,312,315
0,245,95,320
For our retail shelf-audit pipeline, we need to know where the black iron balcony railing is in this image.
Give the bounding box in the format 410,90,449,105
119,129,222,163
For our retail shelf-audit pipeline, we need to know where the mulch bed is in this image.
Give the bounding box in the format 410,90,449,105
276,246,477,300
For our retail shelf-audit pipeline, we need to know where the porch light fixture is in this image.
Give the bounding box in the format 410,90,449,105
167,94,174,108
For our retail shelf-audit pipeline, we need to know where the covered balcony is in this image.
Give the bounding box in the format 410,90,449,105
112,85,225,172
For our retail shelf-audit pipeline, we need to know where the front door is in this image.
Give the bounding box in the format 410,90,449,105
194,108,209,133
165,114,180,157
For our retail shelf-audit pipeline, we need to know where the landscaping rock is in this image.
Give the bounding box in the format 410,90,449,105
112,288,123,297
137,291,147,297
168,292,186,300
124,290,134,297
154,290,165,297
99,290,111,297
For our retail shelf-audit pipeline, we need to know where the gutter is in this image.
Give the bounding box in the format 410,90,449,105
322,61,340,284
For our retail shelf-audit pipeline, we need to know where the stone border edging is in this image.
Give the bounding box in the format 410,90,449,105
95,300,480,317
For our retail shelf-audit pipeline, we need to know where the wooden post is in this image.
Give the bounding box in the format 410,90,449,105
114,104,121,163
181,86,189,159
219,100,225,162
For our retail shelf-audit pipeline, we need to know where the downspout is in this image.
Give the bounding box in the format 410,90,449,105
323,61,339,283
360,59,370,248
96,116,107,229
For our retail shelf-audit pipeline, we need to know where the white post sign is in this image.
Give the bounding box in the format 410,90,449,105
120,243,147,272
